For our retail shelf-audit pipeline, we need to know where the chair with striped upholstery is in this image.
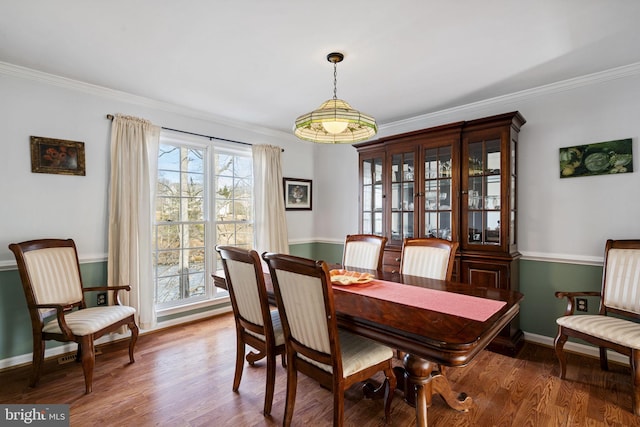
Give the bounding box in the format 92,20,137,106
9,238,138,394
555,239,640,415
262,252,396,427
400,237,458,280
215,245,286,416
342,234,387,271
396,238,459,363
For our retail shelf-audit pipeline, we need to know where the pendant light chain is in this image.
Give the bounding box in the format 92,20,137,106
333,61,338,100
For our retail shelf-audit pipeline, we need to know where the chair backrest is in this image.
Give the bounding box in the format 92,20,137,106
400,237,459,280
216,246,275,338
342,234,387,270
9,239,85,320
262,253,340,373
601,239,640,316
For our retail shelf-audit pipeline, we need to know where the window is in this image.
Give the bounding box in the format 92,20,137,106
213,152,254,249
153,132,253,311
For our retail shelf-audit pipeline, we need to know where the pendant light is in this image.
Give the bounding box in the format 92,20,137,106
294,52,377,144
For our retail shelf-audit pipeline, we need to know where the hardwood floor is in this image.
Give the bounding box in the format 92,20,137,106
1,313,639,426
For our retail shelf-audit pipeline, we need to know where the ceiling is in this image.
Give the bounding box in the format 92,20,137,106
2,1,640,136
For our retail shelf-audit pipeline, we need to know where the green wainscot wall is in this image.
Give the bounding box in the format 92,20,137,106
0,242,604,363
519,259,603,338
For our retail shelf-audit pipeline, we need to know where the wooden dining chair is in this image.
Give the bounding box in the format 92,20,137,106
400,237,459,280
262,252,396,427
342,234,387,270
216,245,286,416
396,237,459,365
8,238,139,394
555,239,640,415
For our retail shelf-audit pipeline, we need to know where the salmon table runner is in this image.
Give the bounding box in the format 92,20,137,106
334,279,506,322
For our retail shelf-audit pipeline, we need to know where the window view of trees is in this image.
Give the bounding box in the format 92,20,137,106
153,139,253,307
214,153,253,249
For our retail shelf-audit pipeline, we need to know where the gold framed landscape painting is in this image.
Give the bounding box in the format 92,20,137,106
30,136,86,176
559,138,632,178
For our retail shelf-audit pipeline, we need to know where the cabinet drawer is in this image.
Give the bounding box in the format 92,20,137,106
382,248,401,273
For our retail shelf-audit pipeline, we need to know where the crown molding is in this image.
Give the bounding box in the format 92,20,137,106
3,60,640,139
0,61,292,140
380,61,640,133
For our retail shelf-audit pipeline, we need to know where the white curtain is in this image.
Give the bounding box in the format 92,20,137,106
107,114,160,330
252,144,289,255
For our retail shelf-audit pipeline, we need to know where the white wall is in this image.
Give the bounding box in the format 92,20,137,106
312,143,360,241
2,63,640,263
312,65,640,260
518,75,640,259
0,66,315,263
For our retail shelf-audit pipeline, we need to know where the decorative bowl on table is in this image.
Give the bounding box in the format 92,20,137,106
329,269,373,285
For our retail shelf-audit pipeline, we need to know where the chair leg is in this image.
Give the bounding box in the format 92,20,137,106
283,356,297,427
233,336,245,392
333,385,344,427
383,366,397,423
263,352,276,415
128,321,139,363
599,346,609,371
79,336,95,394
632,349,640,416
30,335,45,388
554,329,568,379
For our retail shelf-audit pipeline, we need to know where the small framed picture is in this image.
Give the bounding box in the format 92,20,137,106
283,177,312,210
30,136,86,176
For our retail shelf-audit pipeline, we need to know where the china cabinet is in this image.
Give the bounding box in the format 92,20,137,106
355,111,525,355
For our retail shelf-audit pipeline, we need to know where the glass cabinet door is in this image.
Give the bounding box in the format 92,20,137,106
424,146,453,241
361,156,384,236
466,138,502,246
390,151,414,242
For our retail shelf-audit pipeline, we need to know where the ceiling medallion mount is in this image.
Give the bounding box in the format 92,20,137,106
326,52,344,64
293,51,377,144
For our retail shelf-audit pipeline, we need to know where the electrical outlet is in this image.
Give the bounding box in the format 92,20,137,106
576,298,588,312
97,292,107,306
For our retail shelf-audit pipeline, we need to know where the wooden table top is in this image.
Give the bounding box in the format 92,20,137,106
213,267,523,368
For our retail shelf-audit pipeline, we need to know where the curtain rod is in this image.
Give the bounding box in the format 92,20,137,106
106,114,283,151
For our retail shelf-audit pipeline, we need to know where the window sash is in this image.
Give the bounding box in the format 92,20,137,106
154,132,252,311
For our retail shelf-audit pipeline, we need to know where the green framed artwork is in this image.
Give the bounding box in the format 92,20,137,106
559,138,632,178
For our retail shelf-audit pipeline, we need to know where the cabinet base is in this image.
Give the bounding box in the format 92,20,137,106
487,328,524,357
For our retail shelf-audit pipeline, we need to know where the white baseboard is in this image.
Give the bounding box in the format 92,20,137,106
0,305,233,371
523,332,629,366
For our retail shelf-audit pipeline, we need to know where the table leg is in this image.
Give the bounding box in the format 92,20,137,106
402,353,473,427
403,354,435,427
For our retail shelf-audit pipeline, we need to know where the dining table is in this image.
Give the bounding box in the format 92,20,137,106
212,264,523,427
